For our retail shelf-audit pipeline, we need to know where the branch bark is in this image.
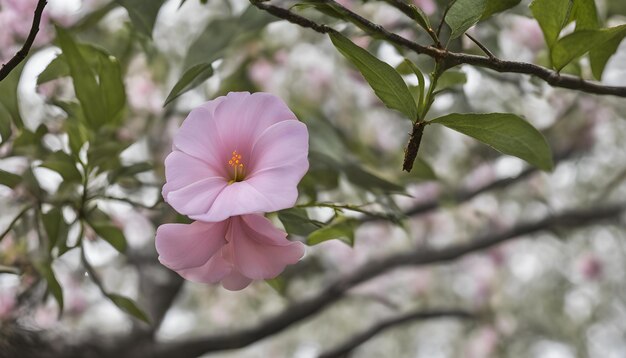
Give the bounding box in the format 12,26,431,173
317,309,475,358
0,0,47,82
250,0,626,97
141,203,624,358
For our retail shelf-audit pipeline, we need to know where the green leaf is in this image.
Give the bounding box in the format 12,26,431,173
402,59,425,114
0,169,21,189
329,32,418,121
445,0,487,39
590,35,624,80
278,208,323,237
429,113,553,171
87,138,129,173
55,28,126,130
0,103,12,144
40,151,82,182
116,0,166,38
481,0,521,19
42,208,69,252
266,277,287,295
37,54,69,85
164,63,213,106
56,27,106,129
571,0,598,31
107,162,153,184
410,158,437,181
37,262,64,312
530,0,573,49
107,294,150,323
435,70,467,91
344,164,404,193
12,125,50,158
308,218,358,246
551,25,626,71
404,3,431,30
292,2,345,20
88,219,127,253
0,61,24,128
184,6,275,68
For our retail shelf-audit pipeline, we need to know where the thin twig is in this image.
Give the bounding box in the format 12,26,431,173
0,0,48,82
250,0,626,97
465,33,495,59
0,206,31,242
436,0,455,38
318,309,475,358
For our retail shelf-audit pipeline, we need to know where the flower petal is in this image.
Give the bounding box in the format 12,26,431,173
221,269,253,291
178,249,232,284
166,177,228,217
248,120,309,175
155,221,227,271
228,215,305,280
189,181,274,222
162,151,224,199
212,92,298,156
172,99,229,177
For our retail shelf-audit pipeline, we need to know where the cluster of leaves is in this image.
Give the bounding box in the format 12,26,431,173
0,24,151,322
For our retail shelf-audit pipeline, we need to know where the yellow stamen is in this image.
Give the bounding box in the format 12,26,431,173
228,150,245,183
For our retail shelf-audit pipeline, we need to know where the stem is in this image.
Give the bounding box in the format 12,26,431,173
0,0,47,82
0,206,31,242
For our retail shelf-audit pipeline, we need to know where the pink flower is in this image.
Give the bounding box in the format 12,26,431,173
155,214,305,290
162,92,309,222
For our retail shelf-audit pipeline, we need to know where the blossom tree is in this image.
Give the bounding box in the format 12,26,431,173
1,0,626,357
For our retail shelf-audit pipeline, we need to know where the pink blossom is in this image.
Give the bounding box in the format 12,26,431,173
577,253,603,281
155,214,305,291
162,92,309,222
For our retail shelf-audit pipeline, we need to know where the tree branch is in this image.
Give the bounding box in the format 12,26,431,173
250,0,626,97
143,203,624,358
0,0,47,82
317,309,475,358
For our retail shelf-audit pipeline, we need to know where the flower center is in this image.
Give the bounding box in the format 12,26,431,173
228,150,245,183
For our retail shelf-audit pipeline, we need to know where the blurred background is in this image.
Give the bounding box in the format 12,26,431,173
0,0,625,357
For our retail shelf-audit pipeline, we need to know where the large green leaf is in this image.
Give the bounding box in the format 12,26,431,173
40,151,82,182
445,0,487,39
0,61,24,128
571,0,598,30
164,63,213,106
481,0,521,19
37,262,64,312
0,103,12,144
308,218,358,246
530,0,573,49
88,210,127,253
430,113,553,171
116,0,166,38
56,27,105,129
590,35,624,80
344,164,404,193
551,25,626,71
329,32,418,121
55,28,126,130
184,6,275,68
278,208,323,237
42,207,69,252
0,169,21,189
107,294,150,323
